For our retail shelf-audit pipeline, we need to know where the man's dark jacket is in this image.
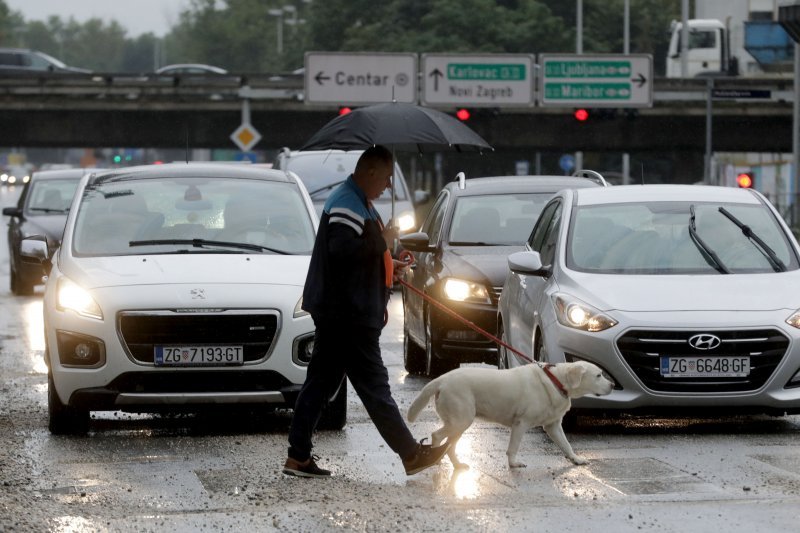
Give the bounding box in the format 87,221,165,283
302,175,390,329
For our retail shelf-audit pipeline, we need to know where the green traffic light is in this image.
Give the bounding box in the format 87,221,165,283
113,155,122,163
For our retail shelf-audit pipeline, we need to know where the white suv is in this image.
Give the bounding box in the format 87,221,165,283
274,148,428,233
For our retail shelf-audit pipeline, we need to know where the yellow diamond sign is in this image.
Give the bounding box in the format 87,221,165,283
230,123,262,152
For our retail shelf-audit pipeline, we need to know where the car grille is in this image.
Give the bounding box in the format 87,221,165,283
616,328,789,392
118,310,279,365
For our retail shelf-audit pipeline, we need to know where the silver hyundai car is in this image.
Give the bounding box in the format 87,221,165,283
498,184,800,416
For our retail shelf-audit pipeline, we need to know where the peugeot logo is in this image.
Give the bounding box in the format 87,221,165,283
190,288,206,300
688,334,721,350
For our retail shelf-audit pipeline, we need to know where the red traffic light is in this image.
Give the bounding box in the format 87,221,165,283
455,108,471,121
736,172,753,188
574,109,589,122
338,107,352,116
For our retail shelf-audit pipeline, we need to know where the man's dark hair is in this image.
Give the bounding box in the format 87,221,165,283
355,145,393,174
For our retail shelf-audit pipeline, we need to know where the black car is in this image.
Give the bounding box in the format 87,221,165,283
399,174,605,377
2,168,99,294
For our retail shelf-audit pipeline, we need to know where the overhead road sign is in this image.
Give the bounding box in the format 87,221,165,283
421,54,535,106
538,54,653,107
304,52,417,105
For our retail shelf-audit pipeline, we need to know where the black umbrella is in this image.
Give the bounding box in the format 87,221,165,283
300,102,493,154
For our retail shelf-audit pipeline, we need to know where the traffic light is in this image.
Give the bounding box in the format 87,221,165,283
455,108,471,121
736,172,754,188
573,108,589,122
338,107,352,116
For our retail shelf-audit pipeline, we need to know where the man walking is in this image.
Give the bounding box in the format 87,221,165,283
284,145,449,478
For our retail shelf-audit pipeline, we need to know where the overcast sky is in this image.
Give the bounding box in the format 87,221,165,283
7,0,191,37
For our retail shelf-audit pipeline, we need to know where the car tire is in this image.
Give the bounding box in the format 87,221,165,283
497,321,510,369
48,373,89,435
403,323,426,375
425,309,457,378
317,379,347,431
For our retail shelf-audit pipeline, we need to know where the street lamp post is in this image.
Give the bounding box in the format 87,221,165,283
268,5,306,55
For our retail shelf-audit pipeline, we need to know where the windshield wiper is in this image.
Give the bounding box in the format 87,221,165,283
28,207,67,213
718,207,786,272
688,205,729,274
129,238,290,255
308,180,346,197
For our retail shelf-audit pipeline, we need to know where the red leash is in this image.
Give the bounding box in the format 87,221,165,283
395,251,569,397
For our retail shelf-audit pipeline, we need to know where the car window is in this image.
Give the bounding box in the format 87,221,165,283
567,201,799,274
422,191,449,244
0,52,23,66
25,179,80,213
72,176,316,256
529,200,560,250
284,152,408,202
538,202,562,266
448,193,552,245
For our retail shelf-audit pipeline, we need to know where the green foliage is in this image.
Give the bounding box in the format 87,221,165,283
0,0,683,74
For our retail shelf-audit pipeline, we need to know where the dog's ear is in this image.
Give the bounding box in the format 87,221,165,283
566,365,585,388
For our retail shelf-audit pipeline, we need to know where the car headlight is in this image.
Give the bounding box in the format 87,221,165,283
56,277,103,320
552,293,616,332
395,211,416,233
294,296,309,318
443,278,491,304
786,309,800,329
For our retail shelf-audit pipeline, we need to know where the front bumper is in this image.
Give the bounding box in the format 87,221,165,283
430,301,498,364
542,309,800,414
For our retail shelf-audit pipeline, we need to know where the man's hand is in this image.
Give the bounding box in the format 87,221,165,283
392,259,409,282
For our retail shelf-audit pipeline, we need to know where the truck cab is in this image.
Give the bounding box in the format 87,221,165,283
666,19,730,78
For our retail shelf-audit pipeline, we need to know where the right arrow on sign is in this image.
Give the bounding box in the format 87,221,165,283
631,73,647,88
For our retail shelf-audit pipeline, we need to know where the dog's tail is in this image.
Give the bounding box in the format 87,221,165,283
407,379,441,422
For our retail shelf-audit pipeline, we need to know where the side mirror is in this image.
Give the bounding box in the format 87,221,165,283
412,190,430,206
508,251,549,277
399,231,435,253
20,235,49,265
2,206,22,218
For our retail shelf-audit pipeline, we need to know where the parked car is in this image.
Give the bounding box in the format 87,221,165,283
398,174,604,377
21,162,346,434
499,184,800,416
155,64,228,75
274,148,428,233
0,48,91,75
3,168,96,295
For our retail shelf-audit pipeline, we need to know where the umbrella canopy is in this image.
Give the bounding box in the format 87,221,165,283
300,102,493,153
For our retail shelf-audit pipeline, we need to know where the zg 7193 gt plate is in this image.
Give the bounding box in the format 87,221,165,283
660,356,750,378
154,345,244,366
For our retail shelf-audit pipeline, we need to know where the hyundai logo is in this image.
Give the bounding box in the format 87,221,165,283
688,334,721,350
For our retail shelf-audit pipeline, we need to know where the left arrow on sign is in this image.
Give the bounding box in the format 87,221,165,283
315,71,330,85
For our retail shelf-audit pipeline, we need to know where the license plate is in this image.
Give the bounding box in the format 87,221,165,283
154,345,244,366
660,356,750,378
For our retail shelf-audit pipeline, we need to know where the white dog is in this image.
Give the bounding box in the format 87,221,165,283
407,361,614,469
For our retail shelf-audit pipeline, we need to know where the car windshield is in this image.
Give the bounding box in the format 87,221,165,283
25,178,80,214
448,193,553,245
284,152,407,202
567,201,799,274
72,176,316,256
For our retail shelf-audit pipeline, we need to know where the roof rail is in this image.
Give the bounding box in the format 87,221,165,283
571,169,609,187
455,171,466,190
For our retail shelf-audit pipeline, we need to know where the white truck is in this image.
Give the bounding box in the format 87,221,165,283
666,2,793,78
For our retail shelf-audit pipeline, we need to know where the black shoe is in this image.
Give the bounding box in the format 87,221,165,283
283,455,331,478
403,438,450,475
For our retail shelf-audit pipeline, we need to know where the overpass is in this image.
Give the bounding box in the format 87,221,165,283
0,73,793,154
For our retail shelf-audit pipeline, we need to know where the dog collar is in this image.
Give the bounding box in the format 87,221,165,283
543,364,569,398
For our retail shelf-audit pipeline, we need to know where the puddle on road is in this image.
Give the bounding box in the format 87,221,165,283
580,457,719,496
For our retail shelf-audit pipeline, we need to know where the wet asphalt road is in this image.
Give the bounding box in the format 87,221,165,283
2,184,800,532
